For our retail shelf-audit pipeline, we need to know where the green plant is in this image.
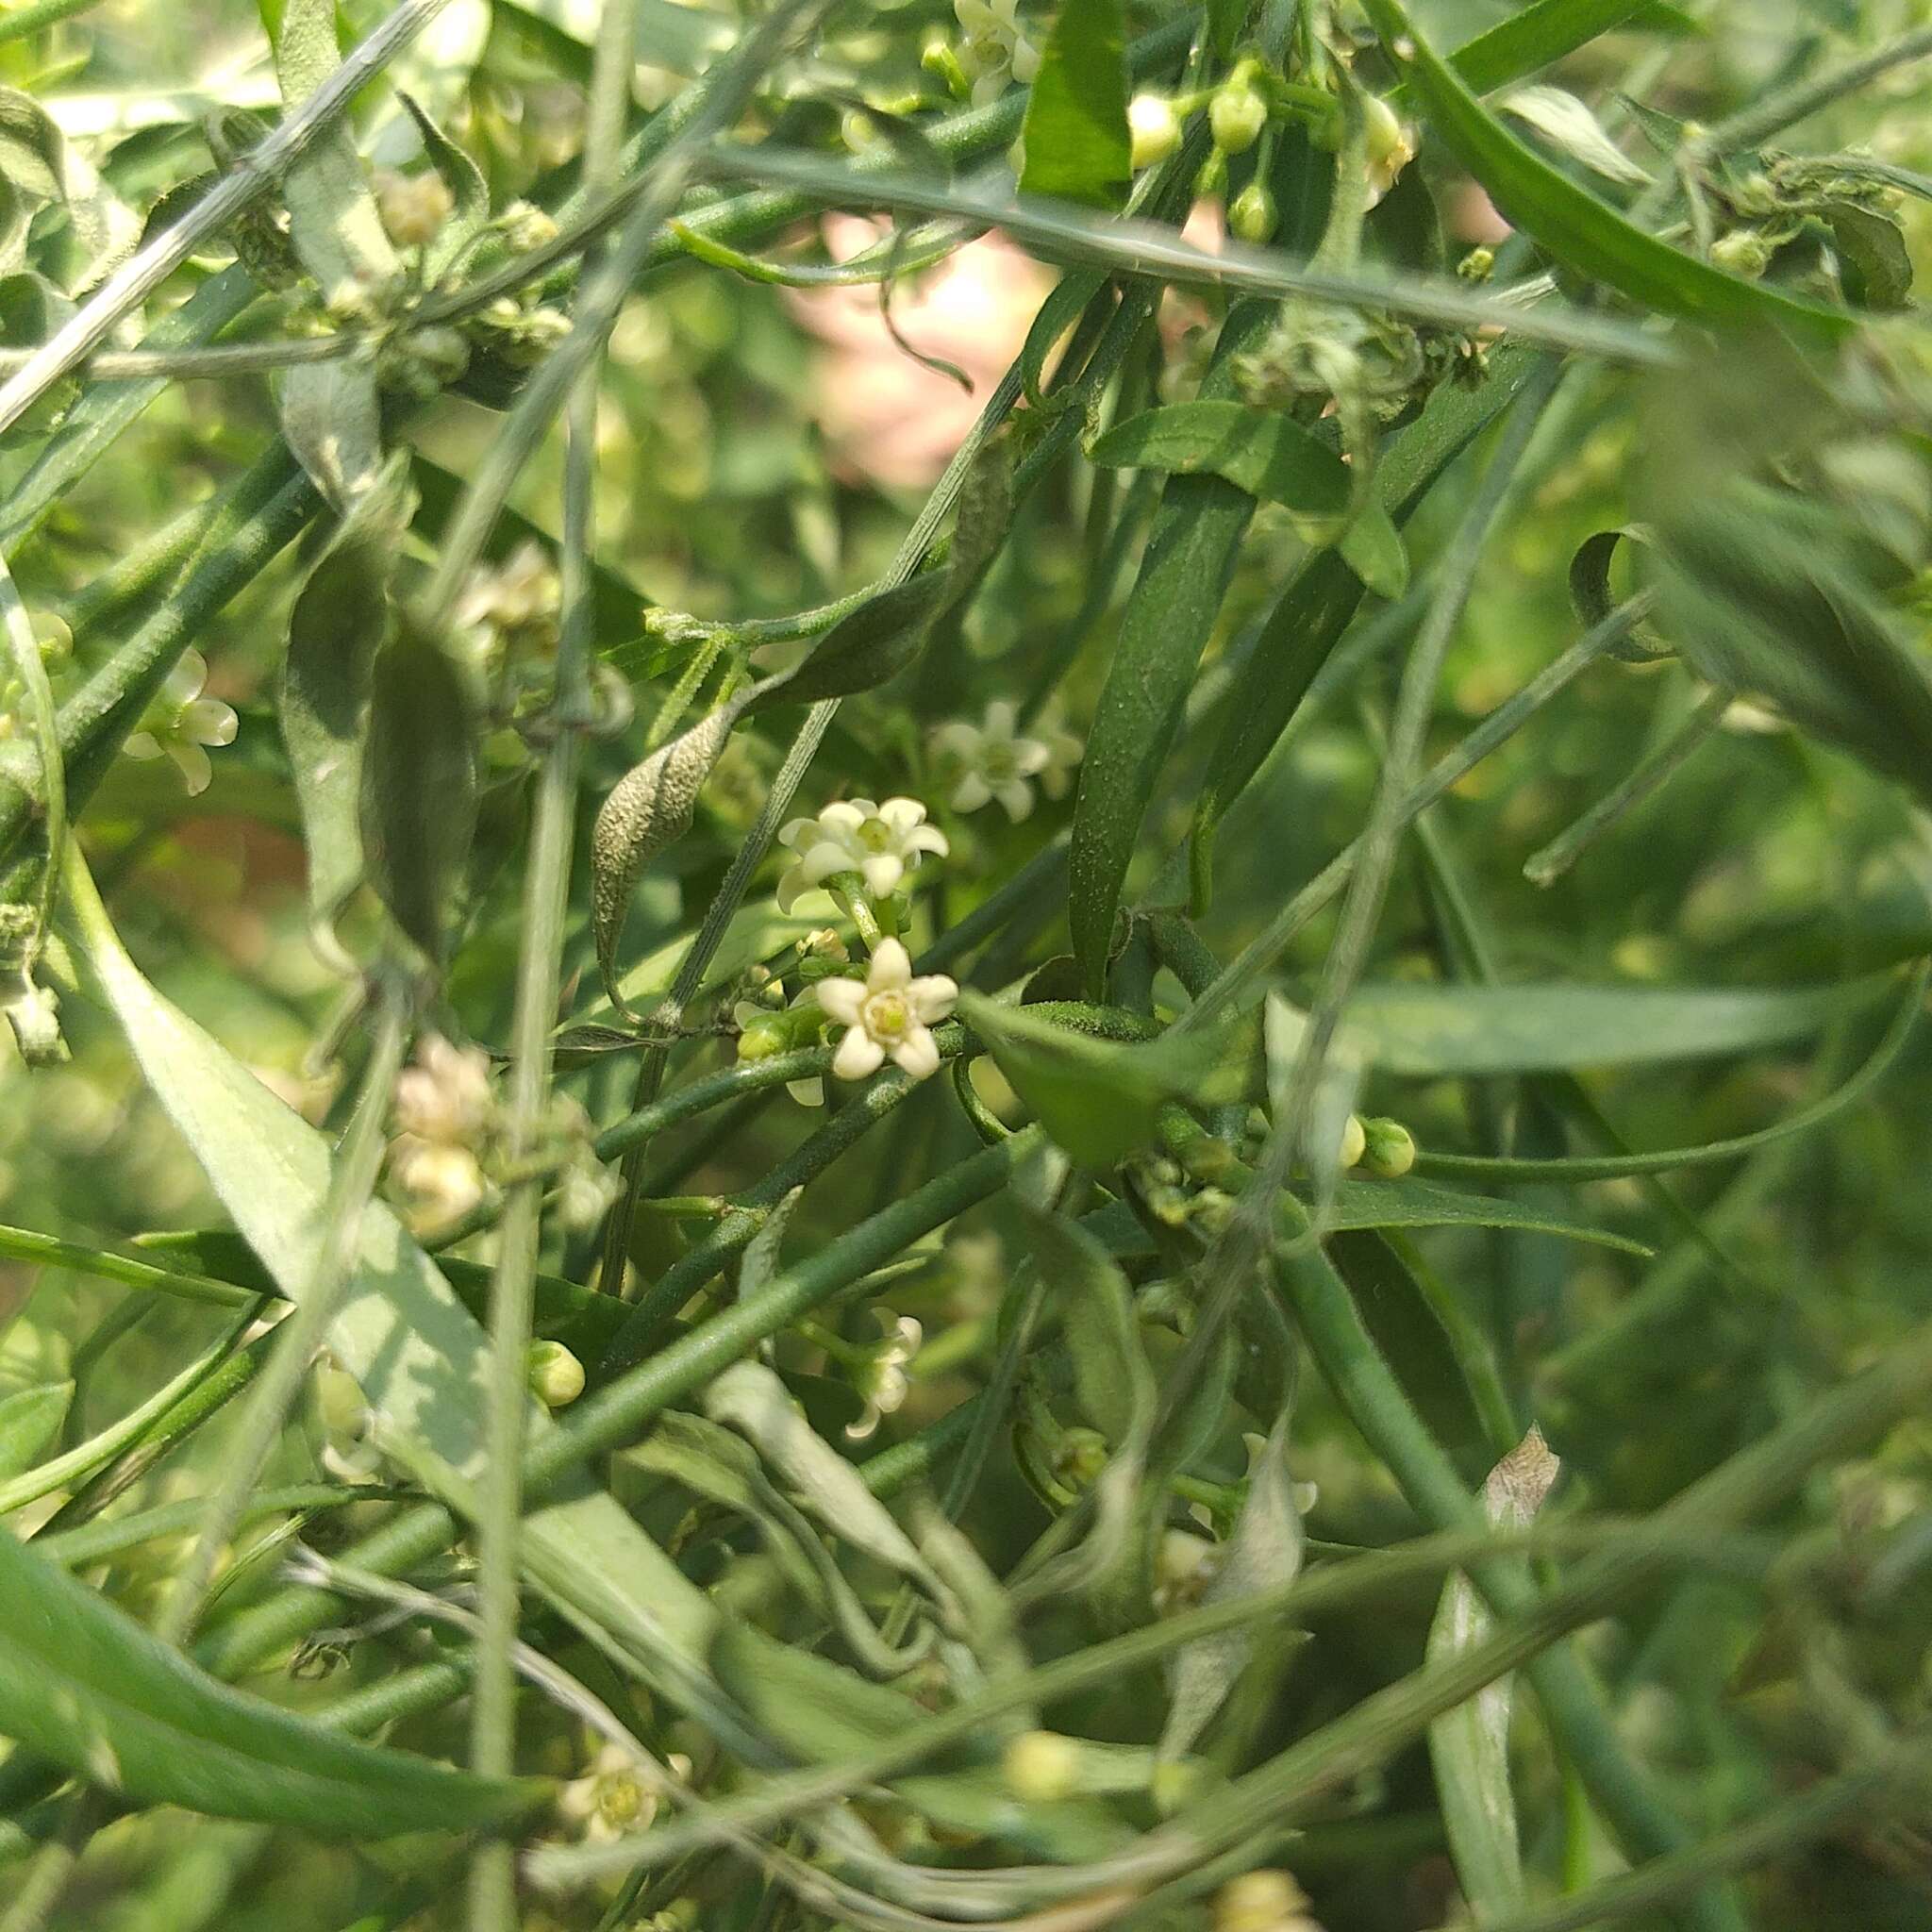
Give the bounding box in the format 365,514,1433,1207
2,2,1932,1928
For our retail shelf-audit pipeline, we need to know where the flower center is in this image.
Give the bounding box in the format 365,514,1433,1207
863,991,910,1040
857,817,894,852
597,1774,645,1828
981,743,1017,781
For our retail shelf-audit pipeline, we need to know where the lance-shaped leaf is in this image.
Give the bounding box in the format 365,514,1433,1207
1500,84,1651,187
1018,0,1129,209
279,458,413,966
1426,1428,1562,1918
397,92,490,281
1021,1206,1153,1447
0,1519,542,1835
591,704,740,1008
359,612,477,966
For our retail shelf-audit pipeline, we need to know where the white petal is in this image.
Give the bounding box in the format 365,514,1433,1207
122,731,162,760
869,938,911,990
984,700,1018,740
875,796,928,831
906,974,958,1022
814,974,867,1024
860,852,902,898
775,864,806,913
800,839,858,885
1010,34,1041,82
170,741,213,795
833,1026,886,1081
1010,735,1051,775
995,779,1035,823
932,722,982,759
844,1400,883,1442
904,824,950,857
165,649,208,703
891,1025,941,1080
185,698,239,748
786,1077,825,1107
951,772,993,812
778,816,816,850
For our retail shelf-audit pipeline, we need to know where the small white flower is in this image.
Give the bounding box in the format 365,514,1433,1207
953,0,1040,104
845,1311,924,1441
558,1741,658,1843
775,797,948,912
931,700,1053,822
393,1034,494,1144
813,938,957,1084
123,650,238,796
374,167,455,250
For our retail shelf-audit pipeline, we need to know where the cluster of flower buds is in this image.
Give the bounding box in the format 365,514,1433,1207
384,1032,620,1232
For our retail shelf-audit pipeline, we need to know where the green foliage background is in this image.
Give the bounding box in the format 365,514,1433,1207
1,2,1932,1929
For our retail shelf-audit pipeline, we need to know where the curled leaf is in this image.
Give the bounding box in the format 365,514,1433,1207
591,703,741,1008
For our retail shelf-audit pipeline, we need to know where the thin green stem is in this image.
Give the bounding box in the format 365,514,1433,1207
0,540,62,952
470,8,634,1922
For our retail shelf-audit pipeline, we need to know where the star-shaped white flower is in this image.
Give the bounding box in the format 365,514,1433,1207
123,650,238,796
931,700,1053,821
846,1311,924,1441
813,938,957,1083
775,797,948,911
954,0,1041,104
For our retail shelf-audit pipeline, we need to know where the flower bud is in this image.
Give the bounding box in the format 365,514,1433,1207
1195,144,1229,200
1209,83,1268,157
1338,1112,1367,1171
923,36,972,100
1003,1730,1080,1802
1357,1117,1415,1178
1228,180,1277,243
498,200,558,252
1364,94,1418,199
375,169,454,250
527,1340,586,1408
1128,93,1181,170
1710,227,1774,278
737,1015,791,1062
1214,1867,1320,1932
1457,245,1495,282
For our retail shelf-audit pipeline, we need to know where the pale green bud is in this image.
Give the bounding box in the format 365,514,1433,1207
1338,1112,1367,1171
1003,1730,1080,1802
1357,1117,1415,1178
1128,94,1182,170
1210,83,1268,156
527,1340,586,1408
1228,180,1277,243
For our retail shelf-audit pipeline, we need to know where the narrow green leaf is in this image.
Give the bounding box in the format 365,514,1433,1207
277,357,383,512
0,1520,542,1834
1018,0,1129,208
1441,0,1689,99
359,614,476,965
1341,975,1885,1076
0,1383,72,1480
1070,303,1273,991
1500,84,1651,186
1361,0,1850,342
1318,1176,1650,1254
279,458,411,962
1427,1430,1562,1918
1339,502,1409,597
1089,401,1354,536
